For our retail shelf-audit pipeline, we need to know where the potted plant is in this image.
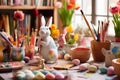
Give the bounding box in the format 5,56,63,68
110,0,120,42
55,0,80,27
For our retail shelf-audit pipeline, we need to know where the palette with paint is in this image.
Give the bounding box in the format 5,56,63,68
0,61,25,73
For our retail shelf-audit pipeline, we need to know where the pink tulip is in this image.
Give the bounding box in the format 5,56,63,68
14,10,24,21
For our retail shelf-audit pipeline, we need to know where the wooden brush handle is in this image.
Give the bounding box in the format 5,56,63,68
80,10,96,40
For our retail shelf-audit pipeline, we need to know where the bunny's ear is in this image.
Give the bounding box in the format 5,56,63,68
41,16,46,26
46,17,53,28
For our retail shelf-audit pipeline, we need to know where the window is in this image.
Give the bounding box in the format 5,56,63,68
73,0,118,37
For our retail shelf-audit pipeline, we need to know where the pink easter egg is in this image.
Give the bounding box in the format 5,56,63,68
45,73,55,80
72,59,80,66
55,73,65,80
79,63,89,71
107,66,115,76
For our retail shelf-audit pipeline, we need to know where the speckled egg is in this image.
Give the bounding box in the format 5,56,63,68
45,73,55,80
55,73,65,80
107,66,115,76
72,59,80,66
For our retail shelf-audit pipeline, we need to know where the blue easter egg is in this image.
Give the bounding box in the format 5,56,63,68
33,70,40,75
51,70,59,75
41,70,50,75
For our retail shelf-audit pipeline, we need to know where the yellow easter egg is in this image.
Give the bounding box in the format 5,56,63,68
34,72,45,80
64,54,71,60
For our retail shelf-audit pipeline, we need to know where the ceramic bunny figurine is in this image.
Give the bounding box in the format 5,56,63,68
38,16,58,63
101,42,120,67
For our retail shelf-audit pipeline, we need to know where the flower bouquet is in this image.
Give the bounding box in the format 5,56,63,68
110,0,120,41
55,0,80,27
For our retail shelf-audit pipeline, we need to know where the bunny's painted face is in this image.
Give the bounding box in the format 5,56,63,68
39,26,51,38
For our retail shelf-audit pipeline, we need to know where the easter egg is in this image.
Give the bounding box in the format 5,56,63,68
45,73,55,80
25,72,35,80
79,63,90,71
72,59,80,66
100,67,107,74
23,57,30,63
16,70,25,75
33,70,41,75
16,72,26,80
41,70,50,75
55,73,65,80
64,54,71,60
34,72,45,80
88,65,97,72
23,69,35,80
51,70,59,75
107,66,115,76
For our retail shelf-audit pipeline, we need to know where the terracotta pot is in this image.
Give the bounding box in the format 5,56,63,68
91,40,110,62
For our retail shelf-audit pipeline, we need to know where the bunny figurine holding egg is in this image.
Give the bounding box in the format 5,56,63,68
37,16,58,63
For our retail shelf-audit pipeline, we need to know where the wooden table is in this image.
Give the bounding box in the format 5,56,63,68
0,57,120,80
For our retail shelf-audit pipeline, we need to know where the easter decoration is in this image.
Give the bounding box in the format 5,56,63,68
102,42,120,67
37,16,58,63
0,31,13,62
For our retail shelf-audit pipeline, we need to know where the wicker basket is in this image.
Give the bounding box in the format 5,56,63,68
70,47,91,63
112,58,120,76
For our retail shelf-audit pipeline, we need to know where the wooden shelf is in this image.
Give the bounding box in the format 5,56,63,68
0,5,54,10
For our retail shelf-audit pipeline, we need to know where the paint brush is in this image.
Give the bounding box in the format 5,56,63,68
80,10,96,40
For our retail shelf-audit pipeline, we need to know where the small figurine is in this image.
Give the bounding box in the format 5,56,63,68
58,27,67,48
37,16,58,63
